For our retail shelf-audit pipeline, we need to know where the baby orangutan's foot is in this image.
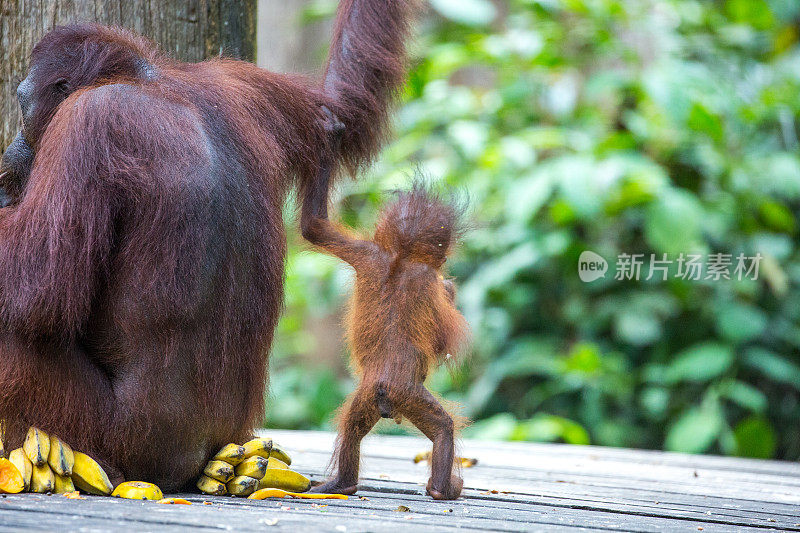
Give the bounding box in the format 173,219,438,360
310,479,358,496
426,475,463,500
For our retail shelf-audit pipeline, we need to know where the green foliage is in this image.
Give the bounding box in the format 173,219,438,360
269,0,800,460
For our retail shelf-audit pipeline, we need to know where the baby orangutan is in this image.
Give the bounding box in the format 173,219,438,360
301,182,470,500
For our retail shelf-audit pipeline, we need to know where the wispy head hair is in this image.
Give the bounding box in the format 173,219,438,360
373,174,467,266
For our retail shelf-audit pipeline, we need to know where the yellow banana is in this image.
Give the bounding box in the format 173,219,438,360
258,469,310,492
48,436,74,476
249,488,348,500
0,457,25,494
196,475,227,496
112,481,163,500
266,458,289,470
54,474,75,494
269,444,292,466
235,456,268,479
30,463,55,493
23,427,50,466
414,451,477,468
227,475,258,497
203,460,234,483
71,451,113,496
158,498,192,504
212,444,245,466
9,448,32,491
458,457,478,468
241,438,272,460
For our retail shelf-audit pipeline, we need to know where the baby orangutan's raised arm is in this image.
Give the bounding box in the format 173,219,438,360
301,178,470,500
300,109,377,269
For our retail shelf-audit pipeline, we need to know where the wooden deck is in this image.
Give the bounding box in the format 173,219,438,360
1,429,799,532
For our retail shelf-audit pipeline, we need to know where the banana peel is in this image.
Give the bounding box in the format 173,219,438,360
112,481,163,500
0,457,24,494
71,451,113,495
158,498,192,505
249,488,347,500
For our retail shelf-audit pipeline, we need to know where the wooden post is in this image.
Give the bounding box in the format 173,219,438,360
257,0,328,74
0,0,257,150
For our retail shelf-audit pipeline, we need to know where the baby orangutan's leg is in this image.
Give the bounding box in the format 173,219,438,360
311,386,380,495
401,386,463,500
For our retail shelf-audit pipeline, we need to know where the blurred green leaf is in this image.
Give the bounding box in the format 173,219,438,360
719,380,768,413
640,387,670,419
725,0,775,30
463,413,518,440
733,417,776,459
615,311,662,346
513,415,591,445
665,343,734,383
644,190,704,253
716,304,767,343
759,200,796,233
688,102,723,142
665,404,723,453
743,348,800,390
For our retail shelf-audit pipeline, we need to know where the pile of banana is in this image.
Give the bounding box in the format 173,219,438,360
0,427,113,496
197,437,312,497
0,429,340,501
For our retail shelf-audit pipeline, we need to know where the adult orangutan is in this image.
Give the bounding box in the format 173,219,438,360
0,0,416,491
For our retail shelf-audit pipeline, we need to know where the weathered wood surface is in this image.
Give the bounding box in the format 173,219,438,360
1,430,799,532
0,0,256,149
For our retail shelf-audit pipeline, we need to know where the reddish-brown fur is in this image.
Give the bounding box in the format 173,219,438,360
301,183,470,500
0,0,417,491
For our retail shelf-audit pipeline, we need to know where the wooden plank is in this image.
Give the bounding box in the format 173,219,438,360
259,430,800,529
0,487,792,533
0,430,798,532
262,430,800,478
262,430,800,502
